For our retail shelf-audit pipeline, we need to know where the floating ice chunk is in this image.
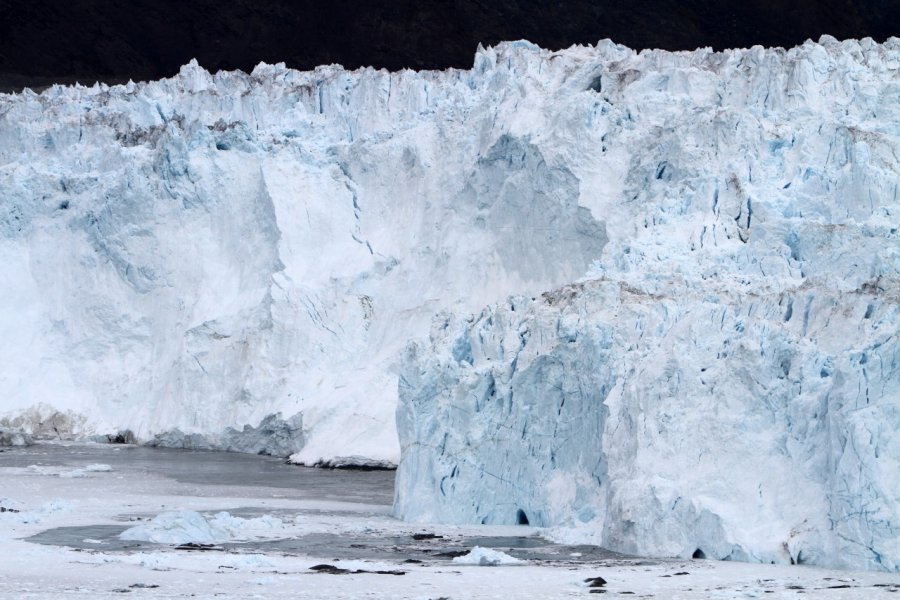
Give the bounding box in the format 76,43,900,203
60,463,113,478
208,511,284,534
25,463,112,478
82,463,112,472
25,465,55,475
0,427,32,446
120,510,230,544
119,510,285,544
452,547,524,566
1,498,75,524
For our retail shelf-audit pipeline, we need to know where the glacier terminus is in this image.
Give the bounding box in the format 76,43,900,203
0,36,897,572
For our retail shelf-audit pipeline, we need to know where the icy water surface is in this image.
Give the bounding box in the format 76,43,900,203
0,443,393,503
4,444,627,565
27,525,619,564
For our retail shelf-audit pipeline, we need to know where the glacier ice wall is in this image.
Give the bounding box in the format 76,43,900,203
394,37,900,572
1,34,898,566
396,282,899,571
0,44,609,462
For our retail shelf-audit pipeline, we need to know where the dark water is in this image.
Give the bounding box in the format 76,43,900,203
0,443,394,504
4,443,629,565
26,525,624,564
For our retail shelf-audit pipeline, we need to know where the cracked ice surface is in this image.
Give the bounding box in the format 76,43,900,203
394,37,900,571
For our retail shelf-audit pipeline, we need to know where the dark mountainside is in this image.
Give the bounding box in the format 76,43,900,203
0,0,898,92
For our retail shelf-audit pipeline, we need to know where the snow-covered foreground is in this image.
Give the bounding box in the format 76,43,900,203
0,445,897,599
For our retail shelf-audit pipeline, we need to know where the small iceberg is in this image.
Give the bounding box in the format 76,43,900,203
119,510,284,545
452,546,524,566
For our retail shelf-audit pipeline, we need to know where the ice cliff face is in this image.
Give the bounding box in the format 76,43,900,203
1,34,898,570
396,281,899,571
394,36,900,572
0,42,608,462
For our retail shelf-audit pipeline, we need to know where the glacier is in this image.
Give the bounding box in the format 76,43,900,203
0,45,606,463
0,34,898,570
393,37,900,572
